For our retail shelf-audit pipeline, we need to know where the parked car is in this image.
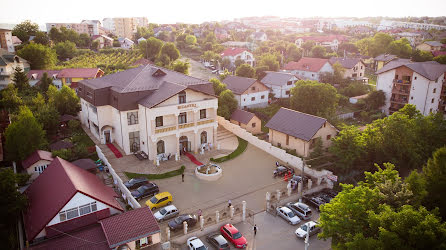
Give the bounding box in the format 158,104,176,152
206,233,230,250
321,188,339,198
153,205,179,221
276,206,301,225
187,236,208,250
286,202,312,220
302,195,326,212
295,221,321,238
318,192,333,203
124,177,149,190
220,224,247,249
146,192,173,210
273,166,293,177
131,183,159,201
168,214,198,231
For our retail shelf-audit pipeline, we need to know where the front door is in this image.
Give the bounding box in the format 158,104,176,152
179,136,190,155
104,130,111,144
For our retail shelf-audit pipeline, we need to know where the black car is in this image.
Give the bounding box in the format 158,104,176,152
302,195,326,212
273,166,294,177
206,233,230,250
131,183,159,201
124,177,149,190
321,188,339,198
168,214,198,231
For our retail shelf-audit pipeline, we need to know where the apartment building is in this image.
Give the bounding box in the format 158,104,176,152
0,28,14,52
376,61,446,116
103,17,148,38
77,65,218,161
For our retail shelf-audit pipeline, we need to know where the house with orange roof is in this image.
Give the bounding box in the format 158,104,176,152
221,47,255,68
283,57,333,81
58,68,104,89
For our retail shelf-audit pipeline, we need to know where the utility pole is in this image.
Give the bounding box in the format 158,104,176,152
299,158,306,202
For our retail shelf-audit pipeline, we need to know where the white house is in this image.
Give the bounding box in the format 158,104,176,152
376,61,446,116
260,71,300,98
27,70,63,89
328,57,366,80
222,75,269,109
220,47,255,68
251,32,268,42
91,35,114,49
22,150,54,181
118,37,135,49
0,28,15,52
283,57,333,81
0,49,30,89
78,65,218,161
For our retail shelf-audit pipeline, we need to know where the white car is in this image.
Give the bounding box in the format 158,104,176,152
276,206,301,225
153,205,179,221
187,237,208,250
295,221,321,238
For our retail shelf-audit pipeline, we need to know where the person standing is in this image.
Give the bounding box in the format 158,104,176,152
253,224,258,236
182,173,185,182
198,209,202,218
228,199,232,208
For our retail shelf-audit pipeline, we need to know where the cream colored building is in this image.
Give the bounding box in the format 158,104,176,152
230,109,262,135
78,65,218,162
0,49,30,89
266,108,338,157
102,17,148,38
329,57,366,80
0,28,15,52
416,41,443,53
22,150,54,181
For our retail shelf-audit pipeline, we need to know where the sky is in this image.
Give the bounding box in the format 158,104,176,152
1,0,445,29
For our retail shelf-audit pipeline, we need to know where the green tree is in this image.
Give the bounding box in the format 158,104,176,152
54,41,77,60
311,45,326,58
285,43,302,63
356,37,374,56
138,37,163,60
185,35,197,45
47,85,80,115
234,58,245,68
35,103,60,137
201,51,220,62
0,84,23,113
217,89,238,119
411,49,434,62
33,31,50,46
301,40,315,56
388,38,412,58
91,40,100,51
210,78,227,96
433,55,446,64
161,42,180,62
5,106,47,161
364,90,385,111
258,53,280,71
290,80,338,117
17,43,57,69
330,125,365,171
338,42,359,54
11,66,31,94
77,33,91,48
221,58,232,70
235,64,256,78
170,60,190,74
371,33,394,57
12,20,39,42
423,146,446,219
339,82,369,97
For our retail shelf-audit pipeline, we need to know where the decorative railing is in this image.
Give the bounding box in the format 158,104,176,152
155,125,176,134
197,119,214,126
178,122,194,129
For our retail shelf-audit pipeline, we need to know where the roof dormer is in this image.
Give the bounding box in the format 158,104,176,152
152,69,166,77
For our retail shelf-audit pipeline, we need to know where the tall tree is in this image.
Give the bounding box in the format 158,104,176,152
311,45,326,58
5,106,47,161
422,146,446,219
257,53,280,71
285,43,302,63
217,90,238,119
33,31,50,46
170,60,190,75
0,84,23,113
12,20,39,42
411,49,433,62
138,37,163,61
47,85,80,115
329,125,365,171
39,72,53,93
54,41,77,60
35,103,60,138
290,80,338,117
235,64,256,78
210,78,227,96
77,33,91,48
11,66,30,94
17,43,57,69
161,42,180,62
388,38,412,58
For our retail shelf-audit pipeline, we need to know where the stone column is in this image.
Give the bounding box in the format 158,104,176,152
194,130,199,154
216,211,220,223
166,227,170,241
183,221,188,235
150,138,157,164
200,216,204,231
317,177,322,186
298,182,302,195
266,192,271,211
276,189,281,201
242,201,246,222
213,125,218,149
175,134,180,161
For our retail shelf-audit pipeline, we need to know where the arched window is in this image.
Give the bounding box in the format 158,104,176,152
178,91,186,104
157,140,165,154
200,131,207,144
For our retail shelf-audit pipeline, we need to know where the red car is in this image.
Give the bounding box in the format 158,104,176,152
220,224,247,249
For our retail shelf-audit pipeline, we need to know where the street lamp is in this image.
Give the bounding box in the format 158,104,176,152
299,159,306,202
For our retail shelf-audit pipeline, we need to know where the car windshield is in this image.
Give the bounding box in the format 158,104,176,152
221,243,229,247
196,246,207,250
129,179,136,184
301,224,308,232
159,208,167,215
174,217,183,224
136,186,145,193
287,212,294,217
150,196,158,204
233,232,242,239
307,210,312,215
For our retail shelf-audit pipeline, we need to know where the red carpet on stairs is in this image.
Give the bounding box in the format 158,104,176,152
107,143,123,158
185,152,203,165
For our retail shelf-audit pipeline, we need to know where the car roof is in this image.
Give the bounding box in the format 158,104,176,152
189,237,204,247
223,224,239,234
305,221,318,227
163,205,177,211
295,202,310,209
280,206,292,213
155,191,171,198
214,235,227,244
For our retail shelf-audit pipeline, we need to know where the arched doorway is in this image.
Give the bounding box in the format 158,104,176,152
200,131,207,145
179,136,190,155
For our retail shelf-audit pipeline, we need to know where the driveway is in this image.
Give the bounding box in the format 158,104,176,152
186,57,215,81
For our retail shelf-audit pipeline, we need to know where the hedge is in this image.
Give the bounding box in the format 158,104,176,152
125,165,185,180
210,137,248,163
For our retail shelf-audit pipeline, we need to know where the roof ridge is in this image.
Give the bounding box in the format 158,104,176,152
121,65,151,92
280,107,327,121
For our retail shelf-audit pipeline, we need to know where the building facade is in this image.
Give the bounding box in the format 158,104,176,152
103,17,148,38
260,71,300,98
329,57,366,80
0,49,30,89
220,48,255,68
283,57,333,81
222,75,269,109
78,65,218,161
376,61,446,116
0,29,14,52
230,109,262,135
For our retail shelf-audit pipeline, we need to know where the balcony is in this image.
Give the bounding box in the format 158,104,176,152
178,122,194,129
155,125,176,134
391,88,410,95
197,118,214,126
393,79,411,85
390,98,408,105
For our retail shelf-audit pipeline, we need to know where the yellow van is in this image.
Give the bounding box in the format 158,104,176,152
146,192,173,210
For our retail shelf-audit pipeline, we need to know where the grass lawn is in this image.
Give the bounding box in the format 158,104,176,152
210,137,248,163
125,165,185,180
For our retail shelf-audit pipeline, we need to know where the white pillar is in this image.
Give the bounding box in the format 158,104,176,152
287,185,292,197
216,210,220,223
194,130,199,154
308,179,313,190
176,133,180,161
298,182,302,195
242,201,246,222
276,189,281,201
317,177,322,186
230,205,234,219
200,216,204,231
183,221,188,235
266,192,271,201
166,227,170,241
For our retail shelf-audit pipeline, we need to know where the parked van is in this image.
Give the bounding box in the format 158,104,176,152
286,202,312,220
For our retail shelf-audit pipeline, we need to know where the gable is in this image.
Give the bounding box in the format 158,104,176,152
242,80,269,95
154,88,216,108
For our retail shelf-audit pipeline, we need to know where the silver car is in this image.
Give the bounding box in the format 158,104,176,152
154,205,179,221
295,221,321,238
286,202,312,220
276,206,301,225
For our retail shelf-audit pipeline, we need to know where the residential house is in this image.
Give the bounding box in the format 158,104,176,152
283,57,333,81
77,65,218,159
137,37,146,44
394,32,422,47
58,68,104,89
373,54,398,71
0,49,30,89
328,57,366,80
230,109,262,135
214,28,230,40
222,75,269,109
27,70,62,88
118,37,135,49
92,35,113,49
22,150,54,181
416,41,444,53
70,158,98,174
0,28,15,52
260,71,300,98
23,157,123,244
265,108,338,157
221,41,257,52
251,32,268,42
295,35,347,51
376,61,446,116
12,36,22,47
220,48,255,68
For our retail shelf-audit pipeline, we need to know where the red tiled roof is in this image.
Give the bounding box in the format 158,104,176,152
27,70,60,80
22,150,53,169
23,157,122,241
100,207,160,248
221,47,248,57
58,68,102,79
284,58,330,72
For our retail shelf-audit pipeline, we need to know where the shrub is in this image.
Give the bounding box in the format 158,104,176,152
211,137,248,163
125,165,185,180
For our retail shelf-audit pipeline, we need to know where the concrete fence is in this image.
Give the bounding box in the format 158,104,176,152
217,116,333,181
96,145,141,209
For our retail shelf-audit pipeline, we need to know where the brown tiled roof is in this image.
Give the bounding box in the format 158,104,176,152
23,157,122,241
70,158,97,171
284,58,329,72
49,140,74,151
100,207,160,248
265,108,327,141
22,150,53,169
58,68,102,79
222,75,257,95
27,70,60,80
261,71,300,86
230,109,256,124
329,57,362,69
376,61,446,81
131,58,154,66
221,47,248,57
374,54,397,62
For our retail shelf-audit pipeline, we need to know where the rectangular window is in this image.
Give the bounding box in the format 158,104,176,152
395,75,399,80
433,88,436,93
285,90,290,95
261,95,265,99
251,86,255,91
66,78,72,83
252,122,256,128
286,134,289,145
251,97,255,101
59,212,67,222
326,135,331,140
66,208,79,220
178,91,186,104
156,116,163,127
127,112,139,125
178,112,187,124
431,98,435,103
79,204,91,216
287,81,292,85
200,109,206,119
